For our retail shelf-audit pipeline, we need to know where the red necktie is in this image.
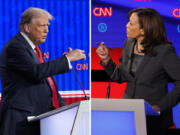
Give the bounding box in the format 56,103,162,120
34,46,60,109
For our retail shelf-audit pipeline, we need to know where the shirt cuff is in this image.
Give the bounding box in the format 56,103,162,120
65,55,72,69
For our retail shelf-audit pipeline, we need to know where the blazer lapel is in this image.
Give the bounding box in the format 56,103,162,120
16,33,58,90
126,39,135,73
135,55,150,80
27,47,40,64
15,33,40,64
124,38,151,79
36,45,58,90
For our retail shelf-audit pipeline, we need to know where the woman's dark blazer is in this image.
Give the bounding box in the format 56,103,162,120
102,38,180,127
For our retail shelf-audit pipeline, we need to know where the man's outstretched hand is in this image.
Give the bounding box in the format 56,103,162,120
66,47,86,62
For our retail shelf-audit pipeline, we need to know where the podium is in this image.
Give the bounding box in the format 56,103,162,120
91,98,159,135
28,100,90,135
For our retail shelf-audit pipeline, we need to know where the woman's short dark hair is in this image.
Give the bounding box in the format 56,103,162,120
127,8,171,56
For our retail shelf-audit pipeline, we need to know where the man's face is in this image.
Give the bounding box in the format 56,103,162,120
26,16,50,45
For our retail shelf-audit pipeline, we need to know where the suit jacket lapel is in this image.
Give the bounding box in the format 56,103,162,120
135,55,150,80
37,45,58,90
126,39,135,73
15,33,40,64
125,38,151,79
16,33,58,90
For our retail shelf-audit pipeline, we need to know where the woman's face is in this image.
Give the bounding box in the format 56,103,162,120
126,13,144,39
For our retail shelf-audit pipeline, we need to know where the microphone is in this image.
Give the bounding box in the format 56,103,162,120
72,66,88,100
107,65,119,99
110,65,119,80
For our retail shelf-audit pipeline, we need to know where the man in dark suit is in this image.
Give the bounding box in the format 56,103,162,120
0,7,86,135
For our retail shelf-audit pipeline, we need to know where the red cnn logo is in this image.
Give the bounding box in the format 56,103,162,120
93,7,112,17
172,8,180,18
76,63,89,71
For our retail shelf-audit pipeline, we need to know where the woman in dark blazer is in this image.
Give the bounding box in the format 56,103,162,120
96,8,180,135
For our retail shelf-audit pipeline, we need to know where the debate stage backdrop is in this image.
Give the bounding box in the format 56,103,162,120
91,0,180,128
0,0,90,104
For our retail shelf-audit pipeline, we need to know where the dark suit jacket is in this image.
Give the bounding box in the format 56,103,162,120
102,38,180,127
0,33,69,135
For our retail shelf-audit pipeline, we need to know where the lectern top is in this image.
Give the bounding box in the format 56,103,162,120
27,102,80,122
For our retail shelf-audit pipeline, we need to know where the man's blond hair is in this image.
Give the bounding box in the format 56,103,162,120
19,7,53,32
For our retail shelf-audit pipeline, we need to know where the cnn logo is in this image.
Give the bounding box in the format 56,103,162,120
93,7,112,17
76,63,89,71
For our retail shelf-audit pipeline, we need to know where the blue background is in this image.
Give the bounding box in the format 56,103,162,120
0,0,89,92
92,0,180,128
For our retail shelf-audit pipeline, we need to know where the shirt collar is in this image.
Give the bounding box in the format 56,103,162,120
20,32,36,50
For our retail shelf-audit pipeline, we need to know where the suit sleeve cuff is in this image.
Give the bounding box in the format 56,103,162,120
65,55,72,69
